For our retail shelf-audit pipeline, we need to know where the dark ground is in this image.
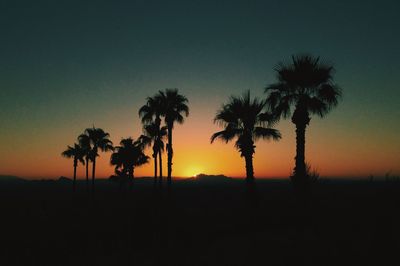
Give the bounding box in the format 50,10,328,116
1,178,399,266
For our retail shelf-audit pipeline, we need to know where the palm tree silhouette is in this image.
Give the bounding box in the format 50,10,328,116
265,54,342,187
155,89,189,182
78,133,92,191
81,127,114,190
139,123,167,181
61,143,85,191
211,91,281,181
139,96,166,180
110,138,149,185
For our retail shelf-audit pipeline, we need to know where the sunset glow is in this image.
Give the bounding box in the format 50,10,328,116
1,1,399,180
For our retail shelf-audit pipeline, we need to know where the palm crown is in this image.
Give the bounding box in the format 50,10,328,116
61,143,85,166
139,96,164,125
141,122,167,157
83,127,114,155
265,55,342,122
156,89,189,127
110,138,149,179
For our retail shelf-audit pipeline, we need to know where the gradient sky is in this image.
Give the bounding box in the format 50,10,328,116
1,0,399,179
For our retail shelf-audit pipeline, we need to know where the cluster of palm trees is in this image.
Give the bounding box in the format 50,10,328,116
62,127,113,191
212,54,342,187
62,54,342,191
138,88,189,183
62,88,189,190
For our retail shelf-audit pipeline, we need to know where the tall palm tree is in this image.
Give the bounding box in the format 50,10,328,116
61,143,85,192
82,127,114,189
155,89,189,182
265,54,342,186
139,96,167,179
110,138,149,184
78,133,92,191
139,123,167,180
211,91,281,181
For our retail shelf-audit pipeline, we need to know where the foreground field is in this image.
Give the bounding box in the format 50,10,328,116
1,179,399,266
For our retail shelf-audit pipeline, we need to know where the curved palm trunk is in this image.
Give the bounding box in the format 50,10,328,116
158,149,163,180
73,159,77,192
167,124,173,183
244,154,254,182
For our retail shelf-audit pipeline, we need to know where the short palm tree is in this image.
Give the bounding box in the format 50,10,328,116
211,91,281,181
155,89,189,182
82,127,114,189
61,143,85,191
110,138,149,183
139,122,167,180
139,96,167,179
265,54,342,186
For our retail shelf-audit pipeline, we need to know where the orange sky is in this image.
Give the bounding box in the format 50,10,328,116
1,1,400,181
1,97,399,180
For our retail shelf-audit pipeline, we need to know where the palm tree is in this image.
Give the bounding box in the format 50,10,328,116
155,89,189,182
139,96,167,179
265,54,342,186
82,127,114,189
139,122,167,180
61,143,85,192
211,91,281,181
78,133,92,191
110,138,149,185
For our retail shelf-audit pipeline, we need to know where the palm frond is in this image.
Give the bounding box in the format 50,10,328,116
253,127,282,141
318,83,342,107
210,129,239,143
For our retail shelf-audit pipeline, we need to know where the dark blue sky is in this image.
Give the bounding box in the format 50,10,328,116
1,0,399,178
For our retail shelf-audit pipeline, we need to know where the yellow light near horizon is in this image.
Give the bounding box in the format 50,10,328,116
184,166,203,178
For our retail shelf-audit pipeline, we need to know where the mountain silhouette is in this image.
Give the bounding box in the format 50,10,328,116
58,176,72,182
193,173,232,182
0,175,25,182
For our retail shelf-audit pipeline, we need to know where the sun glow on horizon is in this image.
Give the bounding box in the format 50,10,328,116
184,165,203,178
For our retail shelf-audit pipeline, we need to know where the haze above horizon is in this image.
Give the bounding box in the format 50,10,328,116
1,1,399,179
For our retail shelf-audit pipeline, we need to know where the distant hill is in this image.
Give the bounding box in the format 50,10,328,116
193,173,232,182
58,176,72,182
0,175,26,182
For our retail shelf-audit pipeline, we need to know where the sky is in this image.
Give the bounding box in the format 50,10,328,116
0,0,399,179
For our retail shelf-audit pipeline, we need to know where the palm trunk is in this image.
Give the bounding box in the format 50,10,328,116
73,160,77,192
294,122,307,180
92,157,96,191
244,154,254,181
291,105,311,188
129,166,134,189
167,124,173,183
154,150,158,180
158,149,163,180
85,157,89,192
155,115,162,181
